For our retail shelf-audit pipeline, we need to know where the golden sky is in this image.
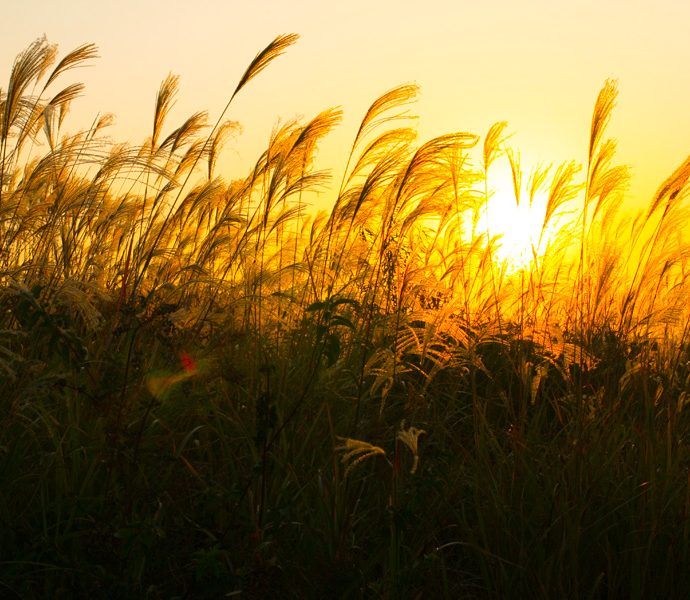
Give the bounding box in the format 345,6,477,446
2,0,689,210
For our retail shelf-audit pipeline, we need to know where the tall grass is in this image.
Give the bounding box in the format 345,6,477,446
2,35,690,598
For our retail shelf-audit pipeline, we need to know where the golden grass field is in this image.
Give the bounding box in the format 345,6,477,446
3,35,690,599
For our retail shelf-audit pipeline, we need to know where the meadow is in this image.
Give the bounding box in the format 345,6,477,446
2,34,690,598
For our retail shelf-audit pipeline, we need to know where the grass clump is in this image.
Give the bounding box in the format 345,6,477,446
2,34,690,599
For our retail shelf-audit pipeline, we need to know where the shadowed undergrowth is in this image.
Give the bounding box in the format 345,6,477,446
2,35,690,599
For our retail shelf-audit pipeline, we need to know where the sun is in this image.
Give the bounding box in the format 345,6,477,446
483,189,545,270
481,165,550,272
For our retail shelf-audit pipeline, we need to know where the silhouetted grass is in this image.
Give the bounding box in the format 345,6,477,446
2,35,690,599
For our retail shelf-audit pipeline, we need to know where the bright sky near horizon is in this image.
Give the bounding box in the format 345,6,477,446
2,0,689,212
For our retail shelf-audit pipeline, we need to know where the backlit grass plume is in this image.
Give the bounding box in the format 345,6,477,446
335,436,387,478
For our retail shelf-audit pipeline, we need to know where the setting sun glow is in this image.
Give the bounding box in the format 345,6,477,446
484,174,550,271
